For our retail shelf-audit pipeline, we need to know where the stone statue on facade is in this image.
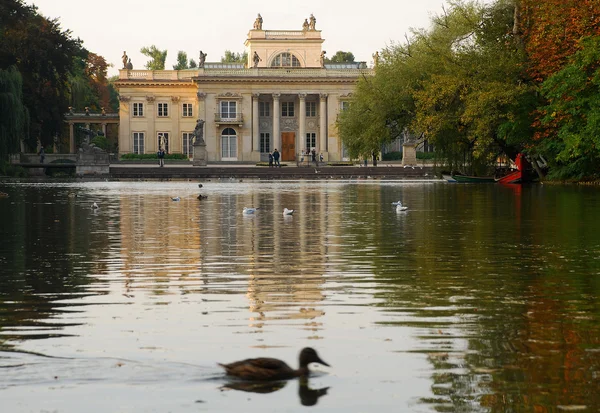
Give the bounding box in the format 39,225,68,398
373,51,379,67
192,119,205,145
302,19,309,31
122,51,128,69
192,119,207,166
320,51,326,68
253,13,263,30
126,58,133,70
199,51,207,68
253,51,261,68
309,14,316,30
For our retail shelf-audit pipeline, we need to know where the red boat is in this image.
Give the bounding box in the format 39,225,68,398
496,154,526,184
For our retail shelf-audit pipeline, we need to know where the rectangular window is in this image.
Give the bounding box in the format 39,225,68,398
220,101,237,119
182,103,193,117
259,101,270,117
133,102,144,117
260,132,270,153
132,132,145,154
182,132,194,157
340,101,350,111
281,102,295,117
158,102,169,117
306,101,316,117
221,135,237,159
157,132,169,153
306,132,316,150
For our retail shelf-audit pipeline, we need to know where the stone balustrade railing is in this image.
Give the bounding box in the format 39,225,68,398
119,68,372,80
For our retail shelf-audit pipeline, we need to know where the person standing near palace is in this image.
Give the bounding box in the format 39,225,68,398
268,152,274,168
157,148,165,167
272,149,281,168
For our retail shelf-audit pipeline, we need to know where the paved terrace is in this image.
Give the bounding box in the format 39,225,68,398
109,163,438,180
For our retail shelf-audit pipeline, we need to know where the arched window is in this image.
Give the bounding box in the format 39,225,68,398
271,52,301,68
221,128,237,159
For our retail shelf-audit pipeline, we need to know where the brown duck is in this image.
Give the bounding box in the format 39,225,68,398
219,347,330,381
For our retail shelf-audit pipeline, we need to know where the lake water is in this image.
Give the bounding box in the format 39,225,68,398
0,180,599,412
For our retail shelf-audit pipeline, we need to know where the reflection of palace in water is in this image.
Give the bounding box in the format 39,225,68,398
116,184,346,328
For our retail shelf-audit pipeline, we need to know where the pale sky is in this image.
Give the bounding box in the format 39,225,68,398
26,0,453,76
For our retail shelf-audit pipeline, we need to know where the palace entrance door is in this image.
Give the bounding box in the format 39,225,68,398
281,132,296,161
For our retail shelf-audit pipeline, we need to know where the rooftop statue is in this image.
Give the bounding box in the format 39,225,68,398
320,51,326,68
253,13,263,30
302,19,309,31
126,58,133,70
373,51,379,67
309,14,316,30
122,51,128,69
199,51,207,68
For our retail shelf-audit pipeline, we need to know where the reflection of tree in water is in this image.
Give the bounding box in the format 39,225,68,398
0,187,109,353
355,185,600,411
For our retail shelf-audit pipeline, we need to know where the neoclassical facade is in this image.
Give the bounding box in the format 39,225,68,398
115,18,372,163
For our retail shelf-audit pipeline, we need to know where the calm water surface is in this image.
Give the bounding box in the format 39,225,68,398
0,180,599,412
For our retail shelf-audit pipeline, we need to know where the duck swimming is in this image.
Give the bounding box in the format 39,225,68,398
219,347,329,381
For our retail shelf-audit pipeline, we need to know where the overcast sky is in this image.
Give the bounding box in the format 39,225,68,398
26,0,459,76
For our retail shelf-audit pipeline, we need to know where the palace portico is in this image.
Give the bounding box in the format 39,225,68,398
115,16,372,163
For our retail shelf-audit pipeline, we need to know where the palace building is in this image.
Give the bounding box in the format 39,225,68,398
115,16,373,163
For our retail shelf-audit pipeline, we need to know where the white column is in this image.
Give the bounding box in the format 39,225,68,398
319,93,328,152
252,93,260,153
299,93,306,153
102,123,107,137
272,93,281,152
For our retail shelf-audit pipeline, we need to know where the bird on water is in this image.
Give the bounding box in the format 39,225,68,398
219,347,330,381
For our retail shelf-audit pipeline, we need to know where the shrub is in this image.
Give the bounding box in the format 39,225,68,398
91,136,109,151
417,151,435,160
0,161,28,177
120,153,189,160
382,151,402,161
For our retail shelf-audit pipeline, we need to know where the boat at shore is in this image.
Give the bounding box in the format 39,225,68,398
444,174,495,183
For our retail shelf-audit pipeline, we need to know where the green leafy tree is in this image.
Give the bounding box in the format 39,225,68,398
0,66,29,161
0,0,86,149
338,0,534,175
537,36,600,180
173,51,190,70
325,51,355,63
141,45,167,70
189,59,198,68
221,50,247,64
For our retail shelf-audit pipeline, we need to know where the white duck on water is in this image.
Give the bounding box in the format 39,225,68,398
392,201,408,211
283,208,295,216
243,207,259,215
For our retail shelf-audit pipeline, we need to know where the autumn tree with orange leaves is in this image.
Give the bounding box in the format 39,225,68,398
520,0,600,179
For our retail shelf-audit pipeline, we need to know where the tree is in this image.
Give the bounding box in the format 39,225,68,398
0,0,86,149
521,0,600,83
325,51,355,63
0,67,29,161
173,51,190,70
141,45,167,70
221,50,247,64
537,36,600,180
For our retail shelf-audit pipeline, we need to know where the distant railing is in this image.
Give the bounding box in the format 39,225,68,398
119,68,373,81
265,31,305,38
214,113,244,123
121,70,199,81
